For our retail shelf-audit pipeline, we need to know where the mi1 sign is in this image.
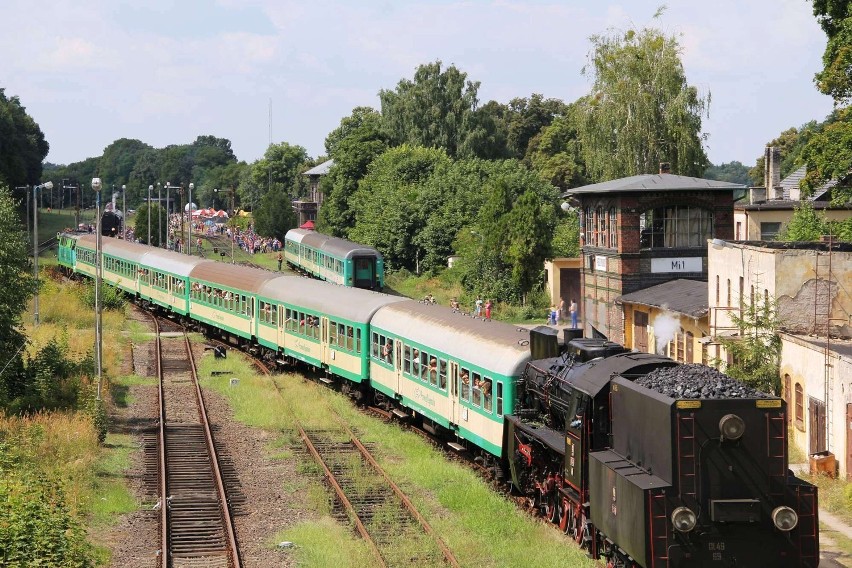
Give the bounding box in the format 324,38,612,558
651,257,702,273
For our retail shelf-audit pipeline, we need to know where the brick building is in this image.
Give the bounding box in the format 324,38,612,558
562,166,743,343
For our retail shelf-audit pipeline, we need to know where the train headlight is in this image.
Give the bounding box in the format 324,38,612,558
771,506,798,531
671,506,697,533
719,414,746,441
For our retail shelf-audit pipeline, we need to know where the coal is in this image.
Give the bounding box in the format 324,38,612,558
635,364,770,400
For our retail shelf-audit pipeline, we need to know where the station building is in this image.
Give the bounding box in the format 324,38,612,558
561,164,743,343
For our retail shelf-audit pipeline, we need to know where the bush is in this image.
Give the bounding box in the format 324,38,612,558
80,282,126,311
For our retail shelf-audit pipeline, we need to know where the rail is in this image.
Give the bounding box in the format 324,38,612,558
154,317,242,567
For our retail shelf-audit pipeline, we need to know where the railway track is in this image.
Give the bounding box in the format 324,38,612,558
154,317,242,568
297,421,460,568
233,352,458,567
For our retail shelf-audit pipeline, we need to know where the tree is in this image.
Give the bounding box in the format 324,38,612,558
99,138,152,187
505,94,569,159
348,145,451,270
525,112,587,190
379,61,481,158
318,110,388,237
253,184,296,240
133,203,166,246
0,186,35,407
552,208,581,258
813,0,852,103
250,142,310,203
0,89,49,187
800,108,852,203
718,294,782,395
703,161,752,186
577,15,709,181
778,203,828,241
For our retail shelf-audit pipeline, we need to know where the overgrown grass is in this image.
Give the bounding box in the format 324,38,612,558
199,352,597,568
803,473,852,525
273,518,374,567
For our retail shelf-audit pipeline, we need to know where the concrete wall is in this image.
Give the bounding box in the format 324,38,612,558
733,207,852,240
708,242,852,338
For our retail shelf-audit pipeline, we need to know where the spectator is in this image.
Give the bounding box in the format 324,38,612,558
569,298,578,328
484,299,493,320
277,252,283,271
474,297,483,317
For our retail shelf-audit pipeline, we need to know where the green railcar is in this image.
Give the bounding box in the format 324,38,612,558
284,229,384,290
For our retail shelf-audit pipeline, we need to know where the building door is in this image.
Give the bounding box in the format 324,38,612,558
634,311,648,353
809,397,827,454
847,403,852,480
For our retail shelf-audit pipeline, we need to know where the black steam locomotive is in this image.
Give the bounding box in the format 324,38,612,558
506,338,818,567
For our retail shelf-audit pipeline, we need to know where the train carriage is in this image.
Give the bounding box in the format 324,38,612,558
137,249,208,315
257,277,404,381
369,301,530,457
188,262,279,341
284,229,384,290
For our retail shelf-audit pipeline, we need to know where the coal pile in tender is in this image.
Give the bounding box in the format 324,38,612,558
635,364,770,400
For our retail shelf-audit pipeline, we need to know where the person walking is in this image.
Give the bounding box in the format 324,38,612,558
277,251,283,271
569,298,578,328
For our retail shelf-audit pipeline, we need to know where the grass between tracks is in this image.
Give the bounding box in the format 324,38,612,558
198,352,597,568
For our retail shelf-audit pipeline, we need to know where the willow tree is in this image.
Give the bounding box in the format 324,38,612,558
577,15,709,181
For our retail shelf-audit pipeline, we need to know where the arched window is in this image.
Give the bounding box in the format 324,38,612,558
584,207,594,246
794,383,804,429
639,206,713,249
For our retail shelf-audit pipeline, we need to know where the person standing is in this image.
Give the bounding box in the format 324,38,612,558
474,297,483,317
557,297,565,324
484,299,493,320
277,251,283,271
569,298,578,328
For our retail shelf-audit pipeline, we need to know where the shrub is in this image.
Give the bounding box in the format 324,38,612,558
80,282,126,311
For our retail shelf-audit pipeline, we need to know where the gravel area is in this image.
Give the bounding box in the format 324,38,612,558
635,363,770,399
105,310,312,566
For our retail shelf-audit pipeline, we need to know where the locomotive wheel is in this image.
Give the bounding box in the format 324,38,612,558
558,497,571,533
543,494,559,524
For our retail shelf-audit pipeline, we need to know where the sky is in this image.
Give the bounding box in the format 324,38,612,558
1,0,837,170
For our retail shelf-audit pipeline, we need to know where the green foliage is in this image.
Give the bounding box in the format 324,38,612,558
813,0,852,104
748,120,827,186
253,184,297,239
800,108,852,204
318,109,388,237
718,295,782,395
703,161,752,186
0,469,94,566
349,145,451,270
0,89,50,187
249,142,310,203
2,335,98,415
379,61,481,158
525,112,587,190
132,202,166,246
552,209,581,257
0,186,35,393
778,203,829,241
506,94,569,160
80,280,127,311
577,17,709,180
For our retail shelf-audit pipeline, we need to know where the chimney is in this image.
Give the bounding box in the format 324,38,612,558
659,162,671,174
764,146,782,199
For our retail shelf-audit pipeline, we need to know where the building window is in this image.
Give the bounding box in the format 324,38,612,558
608,207,617,250
726,279,731,306
760,222,782,241
736,221,742,240
639,206,713,249
795,383,804,430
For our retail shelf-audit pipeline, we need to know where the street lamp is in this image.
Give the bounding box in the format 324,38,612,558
187,182,194,255
157,182,162,248
32,181,53,326
147,184,153,245
91,178,103,401
121,185,127,239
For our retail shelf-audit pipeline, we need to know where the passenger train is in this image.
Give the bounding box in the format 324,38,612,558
283,228,384,290
57,231,818,567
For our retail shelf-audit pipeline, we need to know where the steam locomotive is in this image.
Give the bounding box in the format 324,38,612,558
507,337,819,567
